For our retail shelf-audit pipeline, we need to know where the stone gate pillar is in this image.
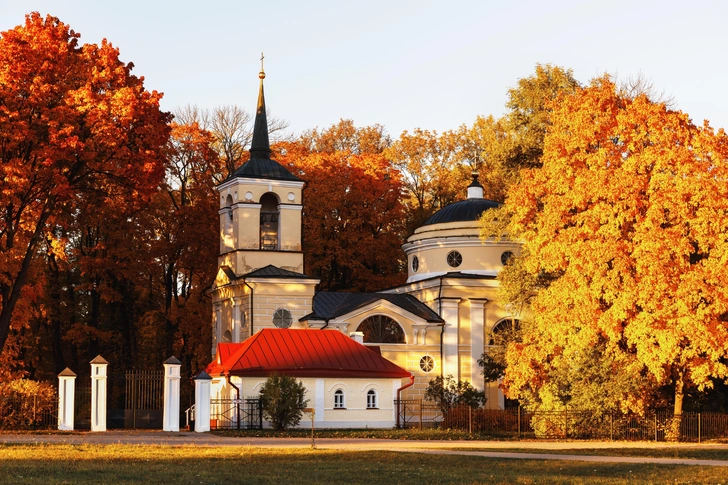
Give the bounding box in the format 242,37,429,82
90,355,108,432
163,356,182,432
194,371,212,433
57,368,77,431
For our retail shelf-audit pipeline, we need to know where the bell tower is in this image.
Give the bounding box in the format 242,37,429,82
215,63,305,275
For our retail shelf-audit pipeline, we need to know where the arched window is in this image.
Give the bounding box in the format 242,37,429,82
259,193,279,250
488,318,521,346
222,330,232,343
334,389,345,409
366,389,378,409
356,315,405,344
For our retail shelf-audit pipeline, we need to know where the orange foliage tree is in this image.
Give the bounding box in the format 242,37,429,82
0,13,171,358
277,121,407,291
503,76,728,416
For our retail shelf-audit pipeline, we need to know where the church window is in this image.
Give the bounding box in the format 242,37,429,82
419,355,435,373
446,251,462,268
273,308,293,328
260,193,279,250
334,389,345,409
366,389,378,409
501,251,514,265
356,315,405,344
488,318,521,346
412,256,419,273
222,330,232,343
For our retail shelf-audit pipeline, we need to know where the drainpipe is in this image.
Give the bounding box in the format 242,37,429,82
243,280,254,337
226,373,242,430
226,373,241,400
396,374,416,428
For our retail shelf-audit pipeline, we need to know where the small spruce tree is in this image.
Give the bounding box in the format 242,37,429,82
259,374,308,430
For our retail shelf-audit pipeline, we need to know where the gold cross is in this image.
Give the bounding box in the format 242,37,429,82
260,52,264,71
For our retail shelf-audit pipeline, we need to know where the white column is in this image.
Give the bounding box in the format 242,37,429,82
315,378,324,423
163,356,181,432
90,355,108,432
440,298,461,380
469,299,488,391
194,371,212,433
57,368,76,431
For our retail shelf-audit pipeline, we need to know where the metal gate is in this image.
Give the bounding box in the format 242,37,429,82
124,369,164,429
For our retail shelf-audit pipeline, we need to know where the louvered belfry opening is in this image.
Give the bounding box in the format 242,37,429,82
259,193,279,250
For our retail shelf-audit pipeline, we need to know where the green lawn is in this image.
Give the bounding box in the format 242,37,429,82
1,444,727,484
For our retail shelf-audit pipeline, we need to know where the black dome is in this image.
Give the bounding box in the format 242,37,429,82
230,157,302,182
422,198,500,226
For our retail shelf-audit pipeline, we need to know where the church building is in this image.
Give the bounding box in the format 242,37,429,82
206,66,521,422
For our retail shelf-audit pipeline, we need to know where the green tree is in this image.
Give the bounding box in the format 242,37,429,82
260,374,308,431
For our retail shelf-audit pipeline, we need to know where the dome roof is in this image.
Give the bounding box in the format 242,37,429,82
422,198,500,226
231,157,301,182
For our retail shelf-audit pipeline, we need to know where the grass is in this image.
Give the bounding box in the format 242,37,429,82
212,427,519,440
441,447,728,460
1,444,727,484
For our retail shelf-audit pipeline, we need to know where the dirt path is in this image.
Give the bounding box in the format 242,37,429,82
2,431,728,467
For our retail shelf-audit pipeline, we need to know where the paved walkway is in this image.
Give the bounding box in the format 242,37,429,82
2,431,728,467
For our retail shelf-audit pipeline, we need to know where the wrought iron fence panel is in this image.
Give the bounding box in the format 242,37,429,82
210,398,262,430
393,400,728,441
0,394,58,430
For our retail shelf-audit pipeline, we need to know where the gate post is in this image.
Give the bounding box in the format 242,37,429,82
57,368,77,431
163,356,182,432
90,355,108,432
194,371,212,433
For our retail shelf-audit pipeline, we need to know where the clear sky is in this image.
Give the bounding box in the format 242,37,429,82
2,1,726,137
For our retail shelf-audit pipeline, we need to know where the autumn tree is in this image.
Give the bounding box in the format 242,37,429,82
175,104,289,177
277,120,407,291
502,76,728,421
0,13,171,357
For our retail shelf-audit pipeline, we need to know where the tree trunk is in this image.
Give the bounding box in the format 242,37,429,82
667,372,685,442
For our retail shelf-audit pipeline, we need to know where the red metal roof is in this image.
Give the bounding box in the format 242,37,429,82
205,328,411,379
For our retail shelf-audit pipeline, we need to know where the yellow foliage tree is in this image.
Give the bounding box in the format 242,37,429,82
503,76,728,417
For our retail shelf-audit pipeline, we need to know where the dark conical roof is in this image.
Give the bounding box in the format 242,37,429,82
422,198,500,226
229,67,302,182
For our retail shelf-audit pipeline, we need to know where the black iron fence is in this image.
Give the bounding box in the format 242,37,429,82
209,398,262,430
124,369,164,429
394,401,728,442
0,394,58,430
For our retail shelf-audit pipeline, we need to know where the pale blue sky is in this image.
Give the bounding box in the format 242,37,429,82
2,1,726,137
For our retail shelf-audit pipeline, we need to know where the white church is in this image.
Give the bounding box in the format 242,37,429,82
203,67,521,427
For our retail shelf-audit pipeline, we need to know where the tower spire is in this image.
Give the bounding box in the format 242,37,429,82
249,52,271,159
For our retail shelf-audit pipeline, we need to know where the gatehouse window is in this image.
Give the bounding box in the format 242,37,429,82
334,389,345,409
273,308,293,328
356,315,405,344
366,389,378,409
260,193,279,250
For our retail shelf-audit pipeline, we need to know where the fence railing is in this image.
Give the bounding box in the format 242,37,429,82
0,394,58,430
394,401,728,442
209,398,262,430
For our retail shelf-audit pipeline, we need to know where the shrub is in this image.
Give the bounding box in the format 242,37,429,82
425,375,485,414
0,379,56,429
259,374,308,431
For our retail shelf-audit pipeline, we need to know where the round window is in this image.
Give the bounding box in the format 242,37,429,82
273,308,293,328
412,256,419,273
501,251,514,265
419,355,435,373
446,251,462,268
